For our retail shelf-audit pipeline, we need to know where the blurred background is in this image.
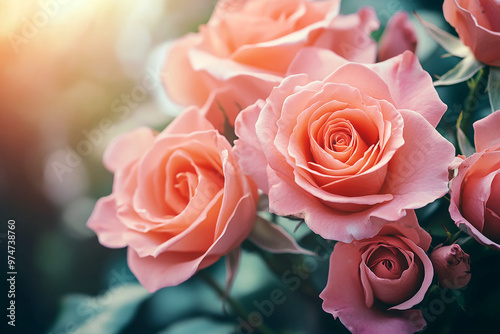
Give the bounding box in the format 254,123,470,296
0,0,496,333
0,0,212,332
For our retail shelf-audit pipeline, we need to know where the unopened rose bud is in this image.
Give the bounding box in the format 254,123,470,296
377,11,418,61
430,244,471,289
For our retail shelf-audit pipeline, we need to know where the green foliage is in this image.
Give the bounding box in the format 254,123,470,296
49,284,150,334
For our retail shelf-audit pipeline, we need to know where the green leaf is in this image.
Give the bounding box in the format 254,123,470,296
456,111,475,156
455,290,466,311
158,317,235,334
248,216,316,256
434,55,484,86
488,66,500,112
414,12,471,58
217,100,238,144
49,284,150,334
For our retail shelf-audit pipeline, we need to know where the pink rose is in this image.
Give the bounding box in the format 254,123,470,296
430,244,471,289
377,11,418,62
443,0,500,66
234,48,455,242
449,110,500,250
162,0,379,133
320,211,434,334
87,108,258,292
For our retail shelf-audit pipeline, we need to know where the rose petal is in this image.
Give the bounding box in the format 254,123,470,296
206,192,257,258
443,0,500,66
128,190,256,292
388,237,433,310
201,84,269,134
314,7,379,63
377,11,418,62
268,179,391,242
373,210,432,251
162,35,212,106
160,107,215,137
123,191,223,257
86,196,128,248
473,110,500,152
134,131,223,222
127,247,207,292
234,100,271,193
215,152,257,239
189,47,283,83
323,63,396,106
103,127,156,173
448,152,500,249
256,73,314,183
291,49,447,127
369,51,447,127
363,251,419,306
460,153,500,230
381,109,455,213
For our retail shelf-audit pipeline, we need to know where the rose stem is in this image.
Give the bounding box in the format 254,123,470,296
252,246,319,301
461,68,488,135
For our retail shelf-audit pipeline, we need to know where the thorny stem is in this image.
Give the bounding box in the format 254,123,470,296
447,229,463,245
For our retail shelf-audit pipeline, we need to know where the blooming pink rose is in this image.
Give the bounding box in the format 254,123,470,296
378,11,418,61
234,48,455,242
320,211,434,334
162,0,379,133
449,110,500,250
430,244,471,289
443,0,500,66
87,108,258,292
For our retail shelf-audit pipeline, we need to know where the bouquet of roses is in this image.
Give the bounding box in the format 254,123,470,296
78,0,500,333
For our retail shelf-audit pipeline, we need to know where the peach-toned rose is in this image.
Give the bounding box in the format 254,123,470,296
320,211,434,334
430,244,471,289
87,108,258,292
162,0,379,133
449,110,500,250
234,48,455,242
443,0,500,66
377,11,418,61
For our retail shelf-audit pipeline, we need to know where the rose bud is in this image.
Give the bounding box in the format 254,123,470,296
430,244,471,289
377,11,418,62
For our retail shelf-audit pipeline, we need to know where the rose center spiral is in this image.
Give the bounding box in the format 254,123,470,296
367,246,408,279
174,171,198,199
330,131,352,152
